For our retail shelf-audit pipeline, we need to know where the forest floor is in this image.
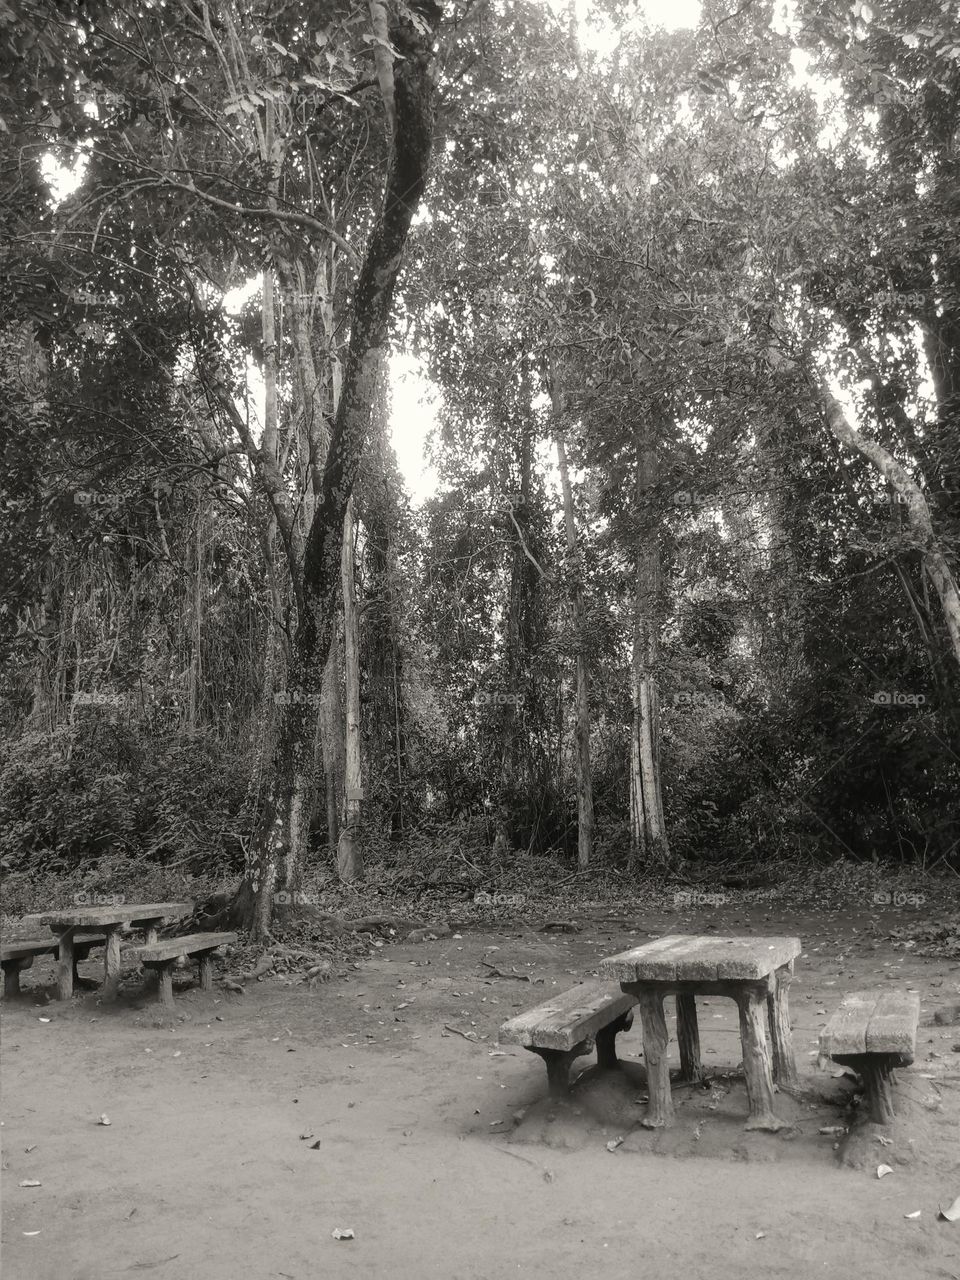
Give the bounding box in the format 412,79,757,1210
3,886,960,1280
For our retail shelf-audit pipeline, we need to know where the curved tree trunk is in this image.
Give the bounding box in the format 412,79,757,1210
818,377,960,671
236,0,442,939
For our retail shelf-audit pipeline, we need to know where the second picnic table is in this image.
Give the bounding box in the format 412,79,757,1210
25,903,192,1001
599,934,801,1131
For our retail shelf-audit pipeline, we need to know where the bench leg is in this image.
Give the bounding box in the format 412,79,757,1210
736,986,786,1131
527,1041,593,1099
596,1009,633,1069
72,944,101,991
637,991,673,1128
834,1053,899,1124
766,962,798,1090
676,993,703,1084
57,930,76,1000
198,952,214,992
3,960,21,997
102,926,123,1001
3,957,33,997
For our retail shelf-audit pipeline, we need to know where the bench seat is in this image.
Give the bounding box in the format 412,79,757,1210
820,990,920,1123
132,932,236,1007
1,936,106,996
498,982,636,1097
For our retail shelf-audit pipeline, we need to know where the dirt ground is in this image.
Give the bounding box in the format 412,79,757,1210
3,903,960,1280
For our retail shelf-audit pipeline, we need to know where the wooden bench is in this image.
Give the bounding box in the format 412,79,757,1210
132,932,236,1007
498,982,636,1098
1,936,106,997
820,990,920,1123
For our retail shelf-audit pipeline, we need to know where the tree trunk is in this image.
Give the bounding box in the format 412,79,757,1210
339,496,363,881
235,0,441,939
550,368,594,869
321,640,344,854
630,409,670,865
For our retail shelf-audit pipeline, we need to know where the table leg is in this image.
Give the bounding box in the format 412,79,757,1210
102,926,123,1001
766,962,798,1090
637,990,673,1128
158,964,175,1009
142,919,162,945
676,993,703,1083
57,929,76,1000
199,951,214,992
736,986,786,1131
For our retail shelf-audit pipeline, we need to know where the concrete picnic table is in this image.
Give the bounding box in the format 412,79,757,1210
599,934,801,1131
24,903,192,1001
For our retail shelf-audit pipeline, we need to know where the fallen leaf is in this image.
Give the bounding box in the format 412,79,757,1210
127,1256,180,1270
24,1145,36,1152
606,1137,623,1152
819,1126,846,1136
23,1231,40,1236
756,1231,766,1239
876,1135,893,1147
939,1194,960,1222
19,1179,42,1187
877,1164,894,1178
331,1228,355,1240
904,1210,921,1219
98,1114,111,1126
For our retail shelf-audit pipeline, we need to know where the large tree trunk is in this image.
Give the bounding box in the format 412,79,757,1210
321,641,344,855
550,368,594,869
363,422,409,840
339,496,363,881
629,410,670,866
235,0,441,939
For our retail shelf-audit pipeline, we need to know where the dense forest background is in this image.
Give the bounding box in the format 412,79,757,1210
1,0,958,927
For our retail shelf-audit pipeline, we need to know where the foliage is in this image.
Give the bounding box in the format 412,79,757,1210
0,722,250,880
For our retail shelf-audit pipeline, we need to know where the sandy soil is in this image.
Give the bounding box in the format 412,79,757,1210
3,905,960,1280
